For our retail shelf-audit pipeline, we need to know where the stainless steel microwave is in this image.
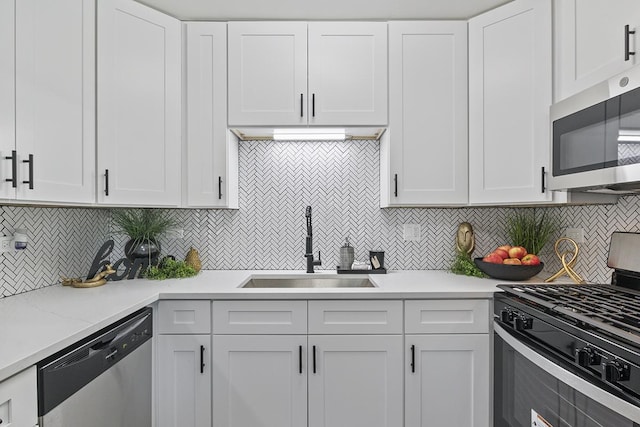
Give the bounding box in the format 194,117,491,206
550,65,640,193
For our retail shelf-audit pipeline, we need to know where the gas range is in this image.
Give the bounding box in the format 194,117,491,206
495,233,640,410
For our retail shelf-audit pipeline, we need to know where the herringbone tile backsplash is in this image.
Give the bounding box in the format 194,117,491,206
2,139,640,298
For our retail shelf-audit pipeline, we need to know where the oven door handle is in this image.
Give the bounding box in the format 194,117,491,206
494,322,640,423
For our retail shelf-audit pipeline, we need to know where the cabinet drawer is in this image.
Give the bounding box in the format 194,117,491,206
405,300,490,334
212,300,307,334
308,300,403,334
0,366,37,427
158,300,211,334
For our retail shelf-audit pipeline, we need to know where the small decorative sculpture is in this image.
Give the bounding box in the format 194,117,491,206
456,222,475,257
544,237,586,284
61,264,116,288
185,247,202,272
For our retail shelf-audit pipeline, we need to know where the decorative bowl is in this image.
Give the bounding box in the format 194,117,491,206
473,258,544,281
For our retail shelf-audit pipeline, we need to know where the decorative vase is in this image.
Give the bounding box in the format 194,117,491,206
124,239,161,264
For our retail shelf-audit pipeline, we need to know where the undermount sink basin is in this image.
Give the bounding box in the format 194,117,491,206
241,277,375,288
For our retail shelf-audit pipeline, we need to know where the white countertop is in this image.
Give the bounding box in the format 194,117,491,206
0,269,516,382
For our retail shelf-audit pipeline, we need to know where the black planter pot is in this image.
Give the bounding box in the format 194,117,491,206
124,239,161,264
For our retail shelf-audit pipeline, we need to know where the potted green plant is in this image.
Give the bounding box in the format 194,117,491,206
506,209,558,255
111,209,177,263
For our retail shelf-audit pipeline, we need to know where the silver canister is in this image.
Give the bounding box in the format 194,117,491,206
339,237,355,270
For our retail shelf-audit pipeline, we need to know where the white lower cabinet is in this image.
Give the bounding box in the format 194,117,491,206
308,335,403,427
0,366,37,427
404,300,491,427
157,300,212,427
405,334,490,427
212,335,307,427
157,335,211,427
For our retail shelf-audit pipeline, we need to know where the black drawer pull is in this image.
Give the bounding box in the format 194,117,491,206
541,166,546,193
394,174,398,197
299,345,303,374
104,169,109,196
200,345,205,374
218,176,222,200
312,345,317,374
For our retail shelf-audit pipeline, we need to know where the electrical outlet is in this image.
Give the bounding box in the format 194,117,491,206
0,236,12,253
403,224,421,241
565,228,585,243
166,227,184,239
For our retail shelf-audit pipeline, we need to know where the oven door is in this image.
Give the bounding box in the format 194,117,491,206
495,323,640,427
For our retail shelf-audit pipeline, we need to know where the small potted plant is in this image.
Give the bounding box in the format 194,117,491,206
111,209,177,263
506,208,558,255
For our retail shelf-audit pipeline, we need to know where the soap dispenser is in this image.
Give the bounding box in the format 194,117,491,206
339,237,355,270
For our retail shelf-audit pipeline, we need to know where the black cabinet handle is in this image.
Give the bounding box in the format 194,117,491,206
200,345,205,374
626,24,636,61
104,169,109,196
299,345,303,374
300,93,304,118
410,344,415,373
218,176,222,200
22,154,33,189
4,150,16,188
394,174,398,197
312,93,315,117
312,345,317,374
541,166,546,193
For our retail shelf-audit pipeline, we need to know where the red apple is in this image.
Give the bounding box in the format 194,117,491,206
521,254,541,266
494,248,509,259
497,245,512,253
482,252,504,264
508,246,527,259
503,258,522,265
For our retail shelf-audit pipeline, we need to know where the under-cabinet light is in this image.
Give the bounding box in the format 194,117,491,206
273,129,346,141
618,129,640,143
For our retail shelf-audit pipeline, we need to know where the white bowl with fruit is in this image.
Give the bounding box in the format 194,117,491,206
474,245,543,281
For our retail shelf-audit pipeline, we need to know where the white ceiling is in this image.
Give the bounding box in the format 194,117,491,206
137,0,513,21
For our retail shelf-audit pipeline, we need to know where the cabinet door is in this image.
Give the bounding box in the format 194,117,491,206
228,22,307,126
212,335,307,427
0,0,15,200
555,0,640,101
405,334,490,427
0,366,37,427
385,21,468,206
185,22,237,208
308,22,388,126
469,0,552,205
157,335,211,427
15,0,95,203
97,0,181,206
308,335,403,427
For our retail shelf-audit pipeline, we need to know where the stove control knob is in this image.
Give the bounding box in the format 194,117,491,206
576,347,601,367
604,360,630,383
514,315,533,331
500,309,514,324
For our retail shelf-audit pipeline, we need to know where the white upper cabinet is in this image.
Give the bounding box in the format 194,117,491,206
0,0,15,201
555,0,640,102
383,21,468,207
468,0,553,205
0,0,95,204
307,22,388,126
228,21,387,127
184,22,238,208
228,22,308,126
97,0,181,206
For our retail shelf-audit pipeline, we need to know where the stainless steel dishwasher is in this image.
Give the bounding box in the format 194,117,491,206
37,307,153,427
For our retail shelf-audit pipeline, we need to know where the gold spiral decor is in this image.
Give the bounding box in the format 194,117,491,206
544,237,586,284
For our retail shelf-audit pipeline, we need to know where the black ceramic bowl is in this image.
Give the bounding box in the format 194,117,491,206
474,258,544,281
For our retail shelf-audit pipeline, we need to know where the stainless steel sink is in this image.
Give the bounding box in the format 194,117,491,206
241,277,375,288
